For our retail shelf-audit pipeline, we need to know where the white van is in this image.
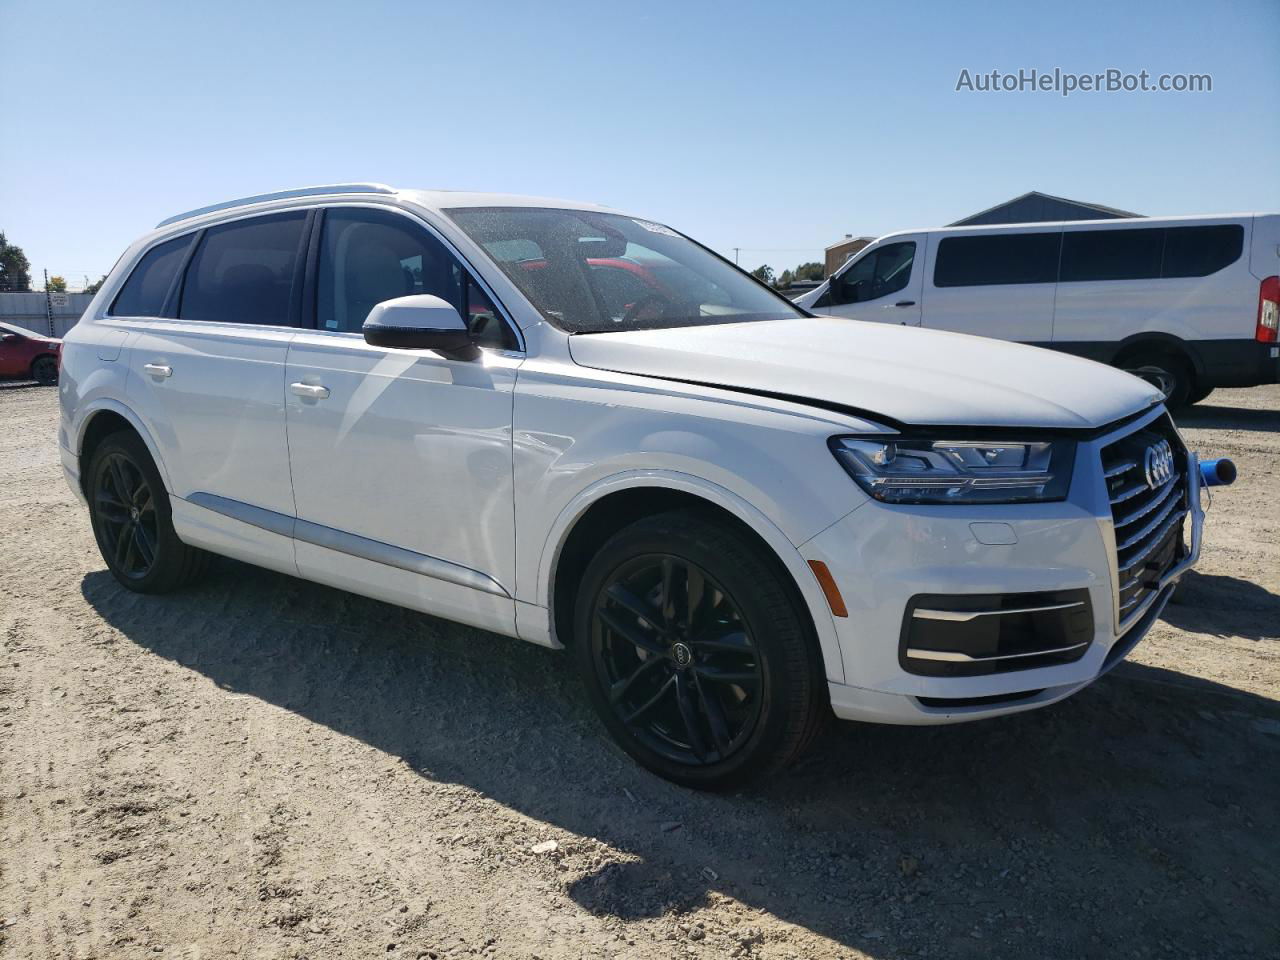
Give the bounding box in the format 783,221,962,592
796,213,1280,406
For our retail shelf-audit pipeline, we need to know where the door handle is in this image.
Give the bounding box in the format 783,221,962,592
290,382,330,400
881,300,916,308
143,363,172,378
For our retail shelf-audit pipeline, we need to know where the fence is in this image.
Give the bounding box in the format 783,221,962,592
0,292,94,338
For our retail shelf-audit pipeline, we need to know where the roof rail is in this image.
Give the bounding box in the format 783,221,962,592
156,183,396,228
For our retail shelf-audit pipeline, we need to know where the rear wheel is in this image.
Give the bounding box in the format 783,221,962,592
87,432,210,593
571,510,827,790
31,355,58,386
1119,353,1193,409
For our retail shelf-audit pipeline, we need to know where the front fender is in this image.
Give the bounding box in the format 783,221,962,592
532,469,850,684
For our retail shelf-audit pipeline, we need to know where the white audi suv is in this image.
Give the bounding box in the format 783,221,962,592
58,184,1203,788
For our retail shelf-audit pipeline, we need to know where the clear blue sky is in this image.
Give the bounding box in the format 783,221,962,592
3,0,1277,284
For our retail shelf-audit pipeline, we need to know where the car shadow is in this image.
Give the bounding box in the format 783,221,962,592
1174,402,1280,433
81,561,1280,958
1164,569,1280,640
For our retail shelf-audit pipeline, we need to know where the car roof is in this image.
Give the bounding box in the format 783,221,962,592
155,183,620,230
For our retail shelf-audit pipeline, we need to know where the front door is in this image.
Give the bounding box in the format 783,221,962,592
284,206,521,635
817,236,924,325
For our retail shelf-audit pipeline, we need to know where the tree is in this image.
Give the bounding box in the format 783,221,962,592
85,275,108,295
776,268,794,290
749,264,775,286
0,231,32,292
47,275,68,293
794,261,824,282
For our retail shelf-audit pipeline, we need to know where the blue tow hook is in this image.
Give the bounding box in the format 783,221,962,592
1199,458,1237,487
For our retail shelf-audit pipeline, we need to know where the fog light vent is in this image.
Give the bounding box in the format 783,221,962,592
899,589,1093,677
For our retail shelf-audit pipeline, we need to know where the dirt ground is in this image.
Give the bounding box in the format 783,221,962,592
1,382,1277,960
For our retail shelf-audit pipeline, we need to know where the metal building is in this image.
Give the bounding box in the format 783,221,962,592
949,191,1141,226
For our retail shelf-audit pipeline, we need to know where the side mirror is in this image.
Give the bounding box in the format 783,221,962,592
362,295,478,360
1,334,19,343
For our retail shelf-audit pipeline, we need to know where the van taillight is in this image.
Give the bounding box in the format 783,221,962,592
1259,276,1280,343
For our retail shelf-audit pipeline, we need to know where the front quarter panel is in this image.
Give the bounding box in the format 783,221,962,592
513,358,887,682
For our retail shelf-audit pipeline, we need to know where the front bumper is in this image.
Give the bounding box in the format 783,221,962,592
801,406,1203,725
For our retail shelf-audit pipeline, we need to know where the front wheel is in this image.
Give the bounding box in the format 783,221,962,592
571,510,827,790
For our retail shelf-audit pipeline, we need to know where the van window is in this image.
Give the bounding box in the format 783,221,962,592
829,241,916,305
316,207,516,348
1161,224,1244,277
1060,228,1164,282
933,233,1060,287
110,234,194,317
178,212,307,325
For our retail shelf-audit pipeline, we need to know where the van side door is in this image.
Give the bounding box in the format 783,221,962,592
814,236,924,325
922,229,1060,343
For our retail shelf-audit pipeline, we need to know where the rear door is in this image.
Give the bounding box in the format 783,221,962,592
922,229,1060,343
814,236,924,325
124,210,310,573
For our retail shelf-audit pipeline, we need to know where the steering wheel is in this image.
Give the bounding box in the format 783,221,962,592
621,293,675,325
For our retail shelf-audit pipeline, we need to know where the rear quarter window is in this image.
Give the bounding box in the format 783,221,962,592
110,234,194,317
1161,224,1244,277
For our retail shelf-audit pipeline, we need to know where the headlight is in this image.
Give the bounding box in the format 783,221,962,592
830,436,1075,505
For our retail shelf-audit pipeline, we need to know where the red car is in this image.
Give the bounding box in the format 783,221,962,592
0,322,62,385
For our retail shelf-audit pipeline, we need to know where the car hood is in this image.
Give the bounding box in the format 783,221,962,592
567,317,1162,429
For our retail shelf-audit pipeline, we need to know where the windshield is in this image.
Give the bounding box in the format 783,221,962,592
445,207,805,334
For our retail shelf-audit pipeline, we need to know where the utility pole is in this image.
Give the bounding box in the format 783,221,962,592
733,247,740,264
44,269,54,337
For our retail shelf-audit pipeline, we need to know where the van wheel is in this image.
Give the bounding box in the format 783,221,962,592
87,431,210,593
1186,385,1214,406
571,510,827,790
1120,354,1192,409
31,355,58,386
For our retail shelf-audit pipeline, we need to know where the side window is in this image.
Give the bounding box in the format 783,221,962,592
1161,224,1244,278
179,213,306,325
1060,228,1164,282
317,208,515,348
110,234,194,317
933,233,1060,287
830,242,916,305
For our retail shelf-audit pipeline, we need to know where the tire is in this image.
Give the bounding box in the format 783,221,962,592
1119,354,1193,409
86,431,210,593
1186,384,1214,406
30,355,58,386
571,509,828,790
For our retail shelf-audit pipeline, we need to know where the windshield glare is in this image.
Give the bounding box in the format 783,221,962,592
445,207,804,334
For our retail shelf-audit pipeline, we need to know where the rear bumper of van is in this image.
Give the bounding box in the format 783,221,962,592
1192,339,1280,388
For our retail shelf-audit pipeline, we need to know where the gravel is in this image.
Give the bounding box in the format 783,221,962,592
1,382,1278,959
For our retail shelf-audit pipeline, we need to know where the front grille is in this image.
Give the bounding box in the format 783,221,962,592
1099,416,1189,625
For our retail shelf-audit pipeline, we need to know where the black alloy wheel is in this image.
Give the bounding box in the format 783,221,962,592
572,510,828,790
93,451,160,580
591,554,764,767
86,431,210,593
